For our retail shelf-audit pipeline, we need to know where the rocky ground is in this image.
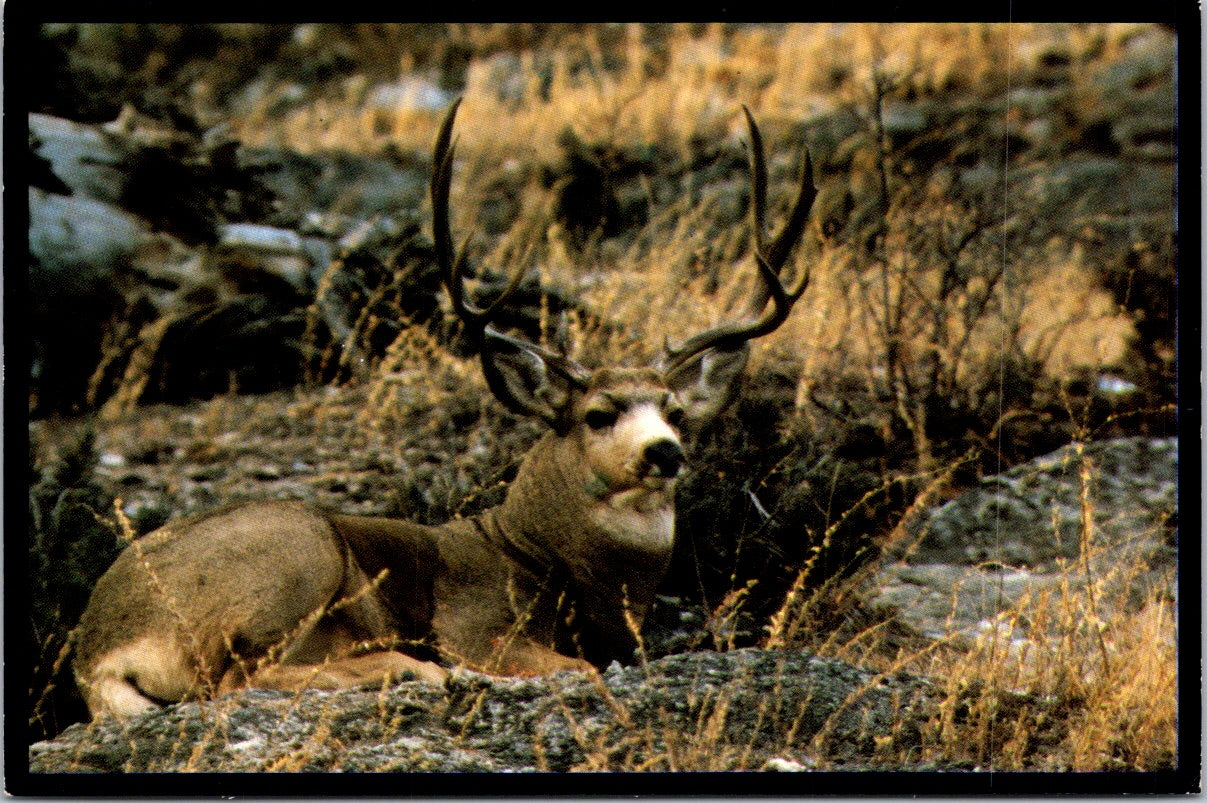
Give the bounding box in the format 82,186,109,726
29,648,944,773
27,397,1179,774
869,436,1177,647
24,23,1182,781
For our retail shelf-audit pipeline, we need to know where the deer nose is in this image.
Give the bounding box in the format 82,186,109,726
644,439,685,478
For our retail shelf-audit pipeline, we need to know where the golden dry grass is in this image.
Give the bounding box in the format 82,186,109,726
234,23,1143,391
34,22,1176,773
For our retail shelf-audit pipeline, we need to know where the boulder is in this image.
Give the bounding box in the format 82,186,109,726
28,648,939,772
868,437,1176,646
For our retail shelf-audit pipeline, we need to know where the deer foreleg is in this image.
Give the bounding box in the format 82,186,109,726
218,651,447,695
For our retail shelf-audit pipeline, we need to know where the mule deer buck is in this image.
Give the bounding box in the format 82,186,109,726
72,100,817,719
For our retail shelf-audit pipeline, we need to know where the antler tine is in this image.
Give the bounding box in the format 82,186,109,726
764,147,815,302
430,100,589,414
431,98,460,291
660,254,791,366
741,105,817,316
659,108,817,376
430,98,529,338
743,105,768,259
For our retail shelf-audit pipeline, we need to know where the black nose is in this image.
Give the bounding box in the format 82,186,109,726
644,439,685,478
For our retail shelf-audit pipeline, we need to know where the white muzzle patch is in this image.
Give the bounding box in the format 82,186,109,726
619,403,682,480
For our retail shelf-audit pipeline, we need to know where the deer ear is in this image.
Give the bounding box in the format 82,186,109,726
664,345,750,434
482,340,580,429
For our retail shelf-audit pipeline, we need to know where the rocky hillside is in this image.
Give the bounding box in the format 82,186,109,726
30,649,942,773
26,433,1179,778
24,23,1183,783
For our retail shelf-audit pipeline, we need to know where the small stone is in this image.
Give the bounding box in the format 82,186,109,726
763,756,811,771
98,452,126,468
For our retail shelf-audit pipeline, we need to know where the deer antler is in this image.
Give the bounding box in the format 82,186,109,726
431,98,530,337
657,106,817,377
431,100,589,415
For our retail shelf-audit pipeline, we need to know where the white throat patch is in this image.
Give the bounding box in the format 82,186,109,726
590,495,675,551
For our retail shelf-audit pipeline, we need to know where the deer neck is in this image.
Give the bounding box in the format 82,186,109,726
490,432,675,609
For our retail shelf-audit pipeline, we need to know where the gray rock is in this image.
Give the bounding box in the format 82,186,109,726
869,437,1177,644
28,649,940,773
29,113,129,205
28,187,150,277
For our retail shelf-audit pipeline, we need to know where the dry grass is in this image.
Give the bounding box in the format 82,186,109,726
242,23,1140,379
232,23,1154,159
32,22,1176,773
815,548,1176,770
754,424,1178,771
40,374,1177,771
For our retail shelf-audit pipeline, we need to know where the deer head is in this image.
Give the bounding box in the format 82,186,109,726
431,99,816,510
67,102,821,719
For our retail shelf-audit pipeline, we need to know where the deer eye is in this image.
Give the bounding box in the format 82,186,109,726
666,407,685,428
585,409,619,430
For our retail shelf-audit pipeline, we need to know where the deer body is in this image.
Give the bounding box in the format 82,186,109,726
72,101,817,719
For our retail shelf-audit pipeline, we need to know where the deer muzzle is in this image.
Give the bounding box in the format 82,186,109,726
643,438,685,479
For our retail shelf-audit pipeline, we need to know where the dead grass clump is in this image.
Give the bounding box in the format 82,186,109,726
30,23,1176,772
904,563,1177,770
755,439,1177,771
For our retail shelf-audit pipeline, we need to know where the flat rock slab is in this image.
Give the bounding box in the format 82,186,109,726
869,437,1177,644
29,648,939,773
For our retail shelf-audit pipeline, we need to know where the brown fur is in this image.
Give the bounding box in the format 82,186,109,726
74,369,699,717
73,102,815,718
